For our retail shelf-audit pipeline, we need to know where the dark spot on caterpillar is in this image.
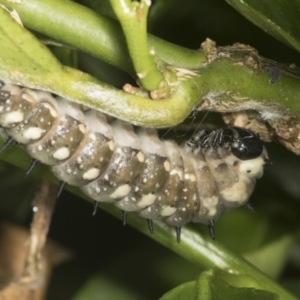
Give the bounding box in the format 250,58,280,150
0,81,270,241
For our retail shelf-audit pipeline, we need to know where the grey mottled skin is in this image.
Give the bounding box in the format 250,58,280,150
0,81,269,233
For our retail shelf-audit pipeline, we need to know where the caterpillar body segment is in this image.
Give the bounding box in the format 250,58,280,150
0,81,269,239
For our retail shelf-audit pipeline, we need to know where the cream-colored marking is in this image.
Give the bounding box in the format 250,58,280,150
50,140,56,145
53,147,70,160
134,186,139,192
238,157,265,179
79,124,86,133
208,207,217,216
203,196,218,207
190,174,196,182
21,93,34,103
161,206,177,217
108,140,115,151
170,168,183,180
2,110,24,125
137,193,156,208
77,157,83,164
82,168,100,180
184,173,190,180
0,106,3,112
42,103,58,118
95,187,100,193
23,127,44,140
37,145,43,151
221,181,248,203
89,133,96,140
137,151,145,162
164,160,171,172
109,184,131,199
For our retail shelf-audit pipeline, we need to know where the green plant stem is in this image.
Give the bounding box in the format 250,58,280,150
110,0,165,91
0,0,206,73
1,2,300,129
0,143,297,300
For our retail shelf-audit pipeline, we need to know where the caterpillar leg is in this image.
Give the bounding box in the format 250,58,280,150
0,136,14,153
57,181,67,199
25,159,39,177
146,219,154,234
92,200,99,216
122,210,128,226
207,219,216,240
175,227,182,243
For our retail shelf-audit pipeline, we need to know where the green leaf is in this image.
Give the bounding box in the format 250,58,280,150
243,233,294,279
225,0,300,52
215,210,295,279
160,269,279,300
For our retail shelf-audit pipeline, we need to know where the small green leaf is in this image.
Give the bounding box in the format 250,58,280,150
159,281,197,300
160,269,279,300
225,0,300,52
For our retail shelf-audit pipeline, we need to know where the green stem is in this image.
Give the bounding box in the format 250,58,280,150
110,0,165,91
0,0,206,74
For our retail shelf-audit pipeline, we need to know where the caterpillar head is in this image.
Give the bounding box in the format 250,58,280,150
222,127,263,160
223,127,269,179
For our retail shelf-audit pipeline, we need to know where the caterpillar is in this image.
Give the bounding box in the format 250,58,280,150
0,80,269,242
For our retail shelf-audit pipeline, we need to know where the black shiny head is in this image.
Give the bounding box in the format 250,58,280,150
223,127,263,160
